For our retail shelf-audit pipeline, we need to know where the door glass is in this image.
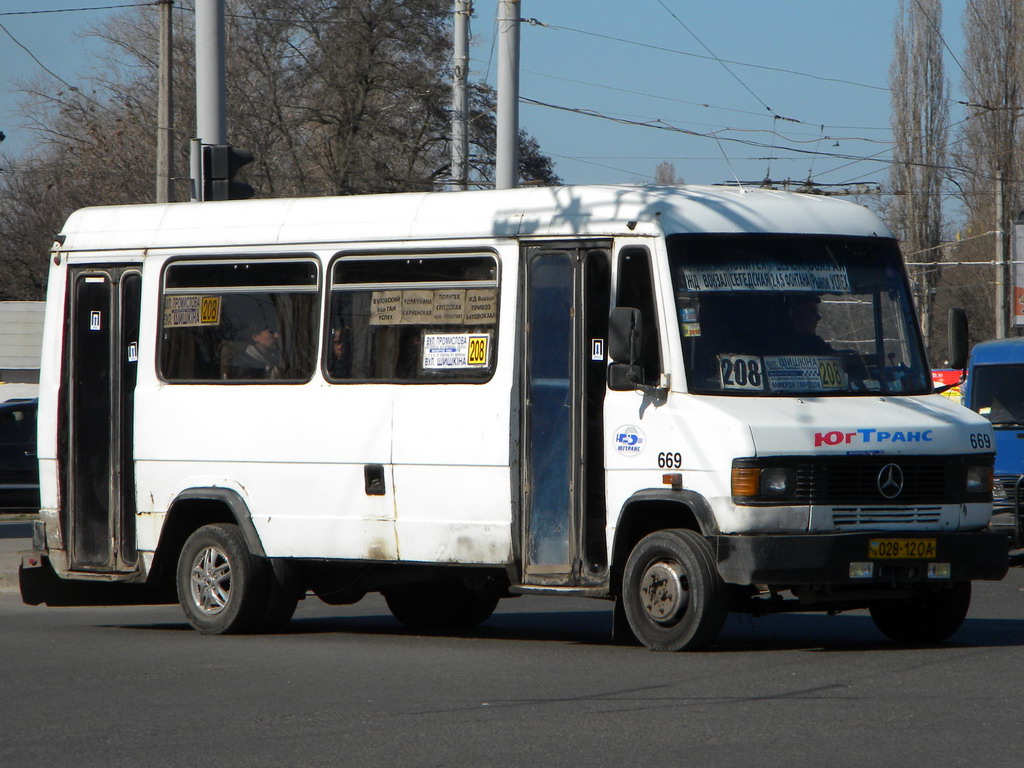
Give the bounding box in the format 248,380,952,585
120,272,142,565
526,251,573,567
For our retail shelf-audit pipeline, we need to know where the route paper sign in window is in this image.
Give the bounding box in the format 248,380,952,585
682,262,851,293
163,295,222,327
422,333,491,369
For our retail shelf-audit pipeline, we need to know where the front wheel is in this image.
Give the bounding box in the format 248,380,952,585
869,581,972,644
177,523,269,635
621,529,727,651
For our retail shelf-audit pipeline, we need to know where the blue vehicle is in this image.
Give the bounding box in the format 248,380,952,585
963,337,1024,549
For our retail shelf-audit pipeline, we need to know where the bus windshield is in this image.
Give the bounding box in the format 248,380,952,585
969,364,1024,426
667,233,932,396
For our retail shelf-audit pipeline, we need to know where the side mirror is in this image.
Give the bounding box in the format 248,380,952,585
948,307,968,371
608,307,643,391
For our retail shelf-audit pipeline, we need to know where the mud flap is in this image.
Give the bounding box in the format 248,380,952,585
20,554,174,607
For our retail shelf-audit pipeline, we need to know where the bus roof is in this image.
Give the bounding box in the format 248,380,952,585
969,336,1024,366
56,184,893,253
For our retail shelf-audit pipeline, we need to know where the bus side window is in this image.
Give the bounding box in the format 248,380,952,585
159,258,320,383
616,247,661,386
326,254,499,384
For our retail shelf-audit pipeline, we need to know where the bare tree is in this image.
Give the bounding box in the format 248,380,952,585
951,0,1024,342
654,161,682,185
888,0,949,357
0,0,561,299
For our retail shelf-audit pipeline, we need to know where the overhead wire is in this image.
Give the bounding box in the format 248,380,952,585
652,0,774,116
518,95,1024,186
516,12,1014,189
0,3,149,17
507,65,897,140
1,2,1006,193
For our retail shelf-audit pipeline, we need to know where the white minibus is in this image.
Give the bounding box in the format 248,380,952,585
20,185,1008,650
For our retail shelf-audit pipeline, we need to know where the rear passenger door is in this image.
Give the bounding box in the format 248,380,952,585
62,265,142,572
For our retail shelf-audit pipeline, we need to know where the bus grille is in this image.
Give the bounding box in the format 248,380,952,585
832,506,943,528
734,455,990,523
812,459,953,505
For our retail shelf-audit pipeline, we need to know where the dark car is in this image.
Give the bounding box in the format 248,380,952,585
0,398,38,511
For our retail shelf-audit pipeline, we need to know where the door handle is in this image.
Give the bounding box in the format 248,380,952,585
364,464,386,496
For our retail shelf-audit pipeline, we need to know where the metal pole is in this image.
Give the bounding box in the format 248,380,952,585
996,169,1005,338
195,0,226,144
193,0,226,199
156,0,175,203
451,0,471,190
495,0,520,189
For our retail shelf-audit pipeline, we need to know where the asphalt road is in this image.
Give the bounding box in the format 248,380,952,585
1,533,1022,768
0,520,31,592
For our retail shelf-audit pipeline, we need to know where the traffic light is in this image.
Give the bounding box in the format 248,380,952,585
202,143,255,200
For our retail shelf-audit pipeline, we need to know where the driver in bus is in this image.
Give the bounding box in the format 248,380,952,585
780,294,834,356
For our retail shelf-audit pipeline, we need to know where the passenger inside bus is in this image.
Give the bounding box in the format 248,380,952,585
234,323,283,379
328,325,350,378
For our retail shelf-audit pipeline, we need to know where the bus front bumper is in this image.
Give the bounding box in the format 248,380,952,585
714,530,1009,586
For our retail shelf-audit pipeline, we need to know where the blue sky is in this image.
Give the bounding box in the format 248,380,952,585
1,1,971,190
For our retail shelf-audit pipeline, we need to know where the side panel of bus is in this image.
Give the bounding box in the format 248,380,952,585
133,244,520,568
133,251,398,563
389,243,519,566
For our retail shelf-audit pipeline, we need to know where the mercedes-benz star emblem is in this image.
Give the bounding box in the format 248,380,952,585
877,463,904,499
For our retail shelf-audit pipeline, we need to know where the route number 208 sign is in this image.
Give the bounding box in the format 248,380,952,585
720,355,763,390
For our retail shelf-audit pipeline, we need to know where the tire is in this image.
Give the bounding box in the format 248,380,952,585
177,523,270,635
622,529,727,651
869,581,971,644
384,579,499,630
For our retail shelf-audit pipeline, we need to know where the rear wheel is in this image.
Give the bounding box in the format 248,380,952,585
869,581,971,644
177,523,268,635
622,529,727,651
384,579,499,630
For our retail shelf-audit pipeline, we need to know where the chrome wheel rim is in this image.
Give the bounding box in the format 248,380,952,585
189,545,231,615
639,560,688,624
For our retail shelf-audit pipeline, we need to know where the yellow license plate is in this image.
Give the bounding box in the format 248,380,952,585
868,538,936,559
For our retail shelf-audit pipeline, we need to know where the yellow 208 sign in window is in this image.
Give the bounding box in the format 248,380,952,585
468,334,489,366
200,296,221,324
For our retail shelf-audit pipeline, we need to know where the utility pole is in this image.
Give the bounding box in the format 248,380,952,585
495,0,520,189
156,0,174,203
451,0,471,190
1015,211,1024,331
192,0,227,201
996,170,1006,338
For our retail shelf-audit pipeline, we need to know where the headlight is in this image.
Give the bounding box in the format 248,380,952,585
731,464,797,501
966,465,992,495
760,467,795,497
